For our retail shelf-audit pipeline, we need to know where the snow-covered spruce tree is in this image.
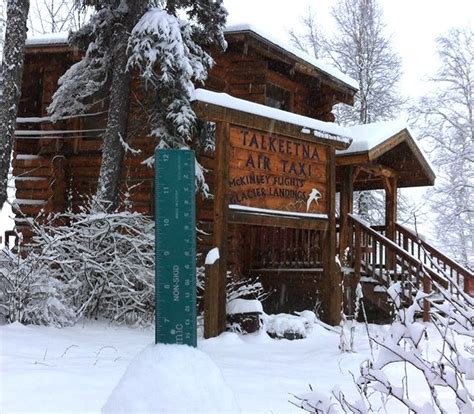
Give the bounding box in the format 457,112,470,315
0,0,30,211
126,2,227,194
415,28,473,270
49,0,148,212
48,1,227,210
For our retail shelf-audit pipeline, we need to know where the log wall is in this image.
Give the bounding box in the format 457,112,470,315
13,37,351,316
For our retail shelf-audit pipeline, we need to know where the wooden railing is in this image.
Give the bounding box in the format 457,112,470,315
372,222,473,296
244,226,324,270
395,223,473,295
346,215,437,319
343,215,473,319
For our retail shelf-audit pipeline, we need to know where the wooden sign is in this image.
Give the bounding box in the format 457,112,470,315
229,126,328,214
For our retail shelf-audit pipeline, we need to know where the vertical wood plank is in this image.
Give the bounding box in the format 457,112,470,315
325,146,341,325
422,271,431,322
354,223,361,280
338,166,353,258
204,122,230,338
384,176,398,270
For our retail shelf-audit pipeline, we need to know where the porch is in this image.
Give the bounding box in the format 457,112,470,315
336,122,473,320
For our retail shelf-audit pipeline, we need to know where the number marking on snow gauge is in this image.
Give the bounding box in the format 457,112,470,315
155,149,196,346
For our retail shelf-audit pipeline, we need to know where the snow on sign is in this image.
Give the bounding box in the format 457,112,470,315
229,126,328,213
155,149,196,347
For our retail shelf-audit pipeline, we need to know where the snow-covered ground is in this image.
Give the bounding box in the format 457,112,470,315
0,320,470,413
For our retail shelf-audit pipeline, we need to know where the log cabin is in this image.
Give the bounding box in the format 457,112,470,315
8,24,473,336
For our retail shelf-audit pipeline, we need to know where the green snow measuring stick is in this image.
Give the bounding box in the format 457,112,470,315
155,149,197,347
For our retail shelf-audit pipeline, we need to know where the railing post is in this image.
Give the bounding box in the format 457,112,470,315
384,177,398,272
465,274,474,296
354,222,361,281
204,122,230,338
338,166,353,258
422,270,431,322
325,147,341,326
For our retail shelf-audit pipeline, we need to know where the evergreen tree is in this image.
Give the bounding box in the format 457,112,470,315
48,1,227,210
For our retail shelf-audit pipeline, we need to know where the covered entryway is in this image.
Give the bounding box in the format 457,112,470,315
191,89,352,337
336,121,473,319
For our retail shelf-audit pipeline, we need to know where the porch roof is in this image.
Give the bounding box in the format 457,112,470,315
336,121,436,190
191,89,353,149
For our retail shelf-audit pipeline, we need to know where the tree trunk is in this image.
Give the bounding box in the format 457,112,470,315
95,2,146,212
0,0,30,210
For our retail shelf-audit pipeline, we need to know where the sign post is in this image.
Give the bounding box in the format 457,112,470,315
155,149,196,346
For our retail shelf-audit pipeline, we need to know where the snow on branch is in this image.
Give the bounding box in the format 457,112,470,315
127,8,213,147
47,8,115,120
0,206,156,327
293,261,474,413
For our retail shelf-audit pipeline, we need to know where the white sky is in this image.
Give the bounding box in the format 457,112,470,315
224,0,473,98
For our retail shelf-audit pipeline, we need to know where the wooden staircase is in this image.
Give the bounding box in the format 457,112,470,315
342,214,474,321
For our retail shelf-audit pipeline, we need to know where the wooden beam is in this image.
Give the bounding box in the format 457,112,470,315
359,163,397,178
228,32,357,98
338,166,353,258
384,176,398,270
336,153,369,166
325,146,341,325
204,122,230,338
26,45,75,54
228,209,328,231
191,101,351,150
368,131,406,161
352,166,362,184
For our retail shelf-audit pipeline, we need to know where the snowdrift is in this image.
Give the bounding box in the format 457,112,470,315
102,343,240,413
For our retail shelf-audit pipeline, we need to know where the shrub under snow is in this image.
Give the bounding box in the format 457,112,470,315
265,313,308,340
1,208,155,327
0,246,76,327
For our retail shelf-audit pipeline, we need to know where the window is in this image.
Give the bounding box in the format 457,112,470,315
265,83,291,111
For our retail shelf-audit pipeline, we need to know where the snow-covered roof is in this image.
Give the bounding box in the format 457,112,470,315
337,120,436,187
224,23,359,91
24,24,358,92
341,121,433,169
191,88,353,146
26,32,69,47
340,120,410,154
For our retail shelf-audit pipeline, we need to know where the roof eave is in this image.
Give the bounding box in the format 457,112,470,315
225,29,358,96
191,100,351,150
368,129,436,182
